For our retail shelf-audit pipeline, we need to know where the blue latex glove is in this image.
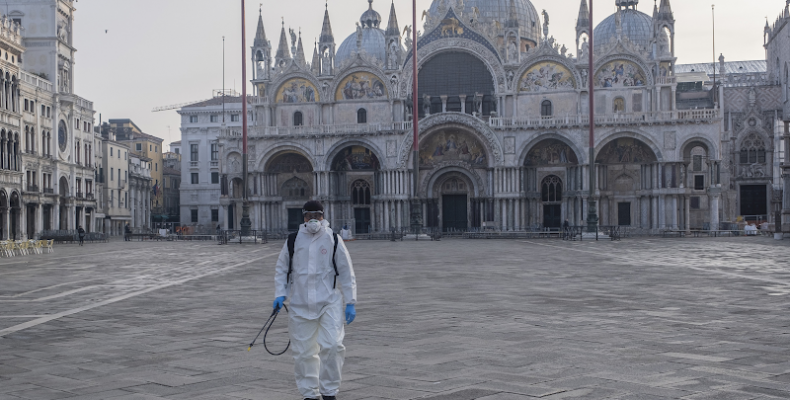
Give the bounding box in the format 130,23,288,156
345,304,356,325
273,296,286,312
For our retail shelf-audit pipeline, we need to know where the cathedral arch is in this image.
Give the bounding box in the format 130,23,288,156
270,74,322,104
263,150,314,174
680,137,717,162
593,55,653,88
401,39,506,98
595,136,658,164
515,57,581,93
595,131,662,162
400,113,503,167
519,134,584,166
332,68,389,101
281,177,311,200
325,140,383,172
257,144,315,172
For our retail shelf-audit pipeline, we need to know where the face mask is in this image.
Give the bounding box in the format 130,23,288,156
305,219,322,234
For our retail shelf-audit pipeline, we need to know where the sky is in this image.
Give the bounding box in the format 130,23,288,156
72,0,782,151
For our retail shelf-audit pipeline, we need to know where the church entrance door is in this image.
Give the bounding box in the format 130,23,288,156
618,202,631,226
442,194,468,232
543,204,561,229
354,208,370,234
287,208,303,232
740,185,767,219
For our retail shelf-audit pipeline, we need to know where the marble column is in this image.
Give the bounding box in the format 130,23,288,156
709,189,721,231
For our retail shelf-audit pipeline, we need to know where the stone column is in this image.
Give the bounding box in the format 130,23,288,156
709,188,721,231
685,195,691,232
783,122,790,232
440,95,447,113
459,95,466,114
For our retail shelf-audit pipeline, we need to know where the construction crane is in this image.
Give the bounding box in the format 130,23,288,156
151,89,240,113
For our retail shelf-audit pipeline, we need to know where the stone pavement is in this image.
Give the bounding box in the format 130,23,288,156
1,236,790,399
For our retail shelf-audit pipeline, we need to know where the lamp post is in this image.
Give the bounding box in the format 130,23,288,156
409,0,423,236
240,0,252,236
587,0,598,233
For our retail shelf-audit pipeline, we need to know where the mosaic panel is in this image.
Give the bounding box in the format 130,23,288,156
335,72,388,101
332,146,380,171
595,60,647,88
419,129,487,168
519,62,576,92
276,78,319,103
525,140,578,166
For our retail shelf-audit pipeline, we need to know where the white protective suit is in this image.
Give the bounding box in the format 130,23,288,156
274,219,357,399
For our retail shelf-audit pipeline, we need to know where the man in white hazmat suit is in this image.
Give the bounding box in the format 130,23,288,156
273,200,357,400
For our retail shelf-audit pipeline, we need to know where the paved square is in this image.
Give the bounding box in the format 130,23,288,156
1,237,790,399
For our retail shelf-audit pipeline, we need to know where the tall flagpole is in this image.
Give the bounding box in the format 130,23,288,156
410,0,423,236
240,0,252,235
587,0,598,234
712,4,716,103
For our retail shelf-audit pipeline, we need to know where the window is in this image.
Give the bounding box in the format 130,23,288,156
189,115,198,123
155,163,158,172
46,107,51,118
149,144,152,151
690,197,701,209
541,175,562,202
24,99,27,111
190,144,199,161
613,97,625,113
211,209,219,221
693,155,703,172
111,168,114,181
118,149,121,158
357,108,367,124
155,146,158,153
211,172,219,184
211,143,218,160
352,180,371,205
739,133,767,164
231,114,240,122
191,173,199,184
293,111,303,126
110,147,113,156
125,151,127,160
694,175,705,190
541,100,552,117
191,209,199,223
174,148,180,155
136,143,142,151
210,115,218,123
41,105,45,115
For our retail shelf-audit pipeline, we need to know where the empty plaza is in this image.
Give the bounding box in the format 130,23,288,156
2,237,790,399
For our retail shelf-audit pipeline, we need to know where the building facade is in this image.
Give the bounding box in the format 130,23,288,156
180,0,789,234
765,3,790,231
99,126,131,236
1,0,98,239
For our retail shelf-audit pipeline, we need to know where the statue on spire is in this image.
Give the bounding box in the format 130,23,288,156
542,10,549,40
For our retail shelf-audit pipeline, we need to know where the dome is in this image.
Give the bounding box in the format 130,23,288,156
335,28,387,67
427,0,541,44
593,8,653,52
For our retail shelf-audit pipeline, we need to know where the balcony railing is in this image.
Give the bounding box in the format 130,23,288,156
26,185,39,193
489,109,720,129
210,161,219,167
76,192,84,199
190,161,199,168
220,122,413,138
86,193,94,200
44,188,54,194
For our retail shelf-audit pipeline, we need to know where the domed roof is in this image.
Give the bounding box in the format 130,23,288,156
335,27,387,67
360,0,381,28
593,8,653,52
427,0,541,44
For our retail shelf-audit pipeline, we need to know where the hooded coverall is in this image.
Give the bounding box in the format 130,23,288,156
274,219,357,399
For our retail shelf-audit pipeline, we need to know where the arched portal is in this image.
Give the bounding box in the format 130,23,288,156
430,171,476,232
596,137,658,227
262,151,314,232
523,139,582,229
329,145,379,234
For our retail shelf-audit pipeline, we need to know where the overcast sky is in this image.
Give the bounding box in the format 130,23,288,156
72,0,781,150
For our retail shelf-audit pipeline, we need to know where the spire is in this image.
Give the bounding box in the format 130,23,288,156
276,20,291,62
254,10,267,47
659,0,672,15
385,1,400,36
320,5,334,44
311,41,320,75
576,0,589,31
294,30,306,67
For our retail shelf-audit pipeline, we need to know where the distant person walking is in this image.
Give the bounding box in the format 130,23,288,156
77,226,85,246
272,200,357,400
124,223,131,241
563,218,570,239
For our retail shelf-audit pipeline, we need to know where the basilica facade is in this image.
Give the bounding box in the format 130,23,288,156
182,0,746,234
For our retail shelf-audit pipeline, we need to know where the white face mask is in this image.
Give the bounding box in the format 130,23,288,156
305,219,322,234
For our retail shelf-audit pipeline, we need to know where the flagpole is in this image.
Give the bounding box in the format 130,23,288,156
409,0,423,237
587,0,598,235
240,0,252,236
